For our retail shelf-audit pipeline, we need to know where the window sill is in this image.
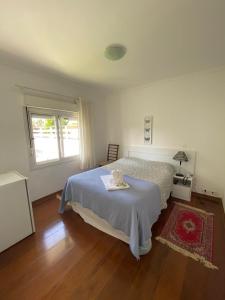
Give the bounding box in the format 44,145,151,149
30,155,80,171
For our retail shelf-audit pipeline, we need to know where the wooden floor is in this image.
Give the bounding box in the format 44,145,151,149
0,194,225,300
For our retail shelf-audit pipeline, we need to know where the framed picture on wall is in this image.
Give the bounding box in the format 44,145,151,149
144,116,153,144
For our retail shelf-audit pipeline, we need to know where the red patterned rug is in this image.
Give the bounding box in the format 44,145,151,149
156,202,218,270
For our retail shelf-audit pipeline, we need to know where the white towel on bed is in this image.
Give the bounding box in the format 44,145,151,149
100,175,129,191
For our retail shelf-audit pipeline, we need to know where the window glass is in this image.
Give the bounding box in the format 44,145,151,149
31,115,59,163
60,116,80,158
28,109,80,167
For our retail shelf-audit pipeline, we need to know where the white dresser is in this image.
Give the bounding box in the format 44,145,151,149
0,171,35,253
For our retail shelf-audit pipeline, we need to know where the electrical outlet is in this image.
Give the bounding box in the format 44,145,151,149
200,187,218,197
200,187,207,194
210,191,218,197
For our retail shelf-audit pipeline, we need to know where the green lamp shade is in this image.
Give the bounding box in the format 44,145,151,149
104,44,127,61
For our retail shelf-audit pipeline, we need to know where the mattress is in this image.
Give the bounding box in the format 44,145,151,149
71,202,130,244
104,157,174,209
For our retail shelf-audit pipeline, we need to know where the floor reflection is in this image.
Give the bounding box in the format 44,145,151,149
43,220,65,244
43,220,74,265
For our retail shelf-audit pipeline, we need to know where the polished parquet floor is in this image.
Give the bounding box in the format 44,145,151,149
0,193,224,300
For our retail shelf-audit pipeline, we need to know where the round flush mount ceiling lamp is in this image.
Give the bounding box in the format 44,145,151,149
104,44,127,61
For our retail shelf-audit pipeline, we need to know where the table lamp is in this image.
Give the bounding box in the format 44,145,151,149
173,151,188,177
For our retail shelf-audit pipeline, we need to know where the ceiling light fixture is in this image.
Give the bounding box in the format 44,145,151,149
104,44,127,61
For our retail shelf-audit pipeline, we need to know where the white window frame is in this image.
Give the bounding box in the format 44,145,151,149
26,106,80,169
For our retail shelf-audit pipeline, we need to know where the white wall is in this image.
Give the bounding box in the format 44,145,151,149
105,67,225,199
0,64,107,201
1,62,224,205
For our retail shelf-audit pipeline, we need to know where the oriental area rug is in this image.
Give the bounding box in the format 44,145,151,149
156,202,218,270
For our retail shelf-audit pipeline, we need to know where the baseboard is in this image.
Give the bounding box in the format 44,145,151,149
192,192,222,204
222,197,225,213
32,190,62,207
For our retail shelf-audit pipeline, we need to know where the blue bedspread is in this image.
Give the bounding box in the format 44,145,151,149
59,168,161,259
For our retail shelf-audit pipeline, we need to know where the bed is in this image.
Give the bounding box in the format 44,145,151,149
59,156,175,259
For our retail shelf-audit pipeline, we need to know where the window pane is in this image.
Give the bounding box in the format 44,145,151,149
31,115,59,163
60,116,80,157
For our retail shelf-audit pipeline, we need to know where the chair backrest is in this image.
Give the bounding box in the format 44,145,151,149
107,144,119,161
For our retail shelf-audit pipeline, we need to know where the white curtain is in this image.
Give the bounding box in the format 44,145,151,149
79,98,95,170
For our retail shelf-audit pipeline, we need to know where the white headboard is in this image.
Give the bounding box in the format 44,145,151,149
123,145,196,176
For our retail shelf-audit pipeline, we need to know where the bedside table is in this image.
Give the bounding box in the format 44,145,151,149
172,175,193,201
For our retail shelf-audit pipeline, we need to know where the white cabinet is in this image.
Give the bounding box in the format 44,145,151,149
0,171,35,253
172,175,193,201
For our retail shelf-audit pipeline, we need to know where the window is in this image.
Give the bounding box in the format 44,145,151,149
59,116,80,158
27,107,80,167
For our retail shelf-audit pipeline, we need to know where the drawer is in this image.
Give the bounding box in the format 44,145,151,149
172,184,191,201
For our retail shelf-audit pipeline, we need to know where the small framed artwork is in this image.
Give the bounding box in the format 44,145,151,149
144,116,153,144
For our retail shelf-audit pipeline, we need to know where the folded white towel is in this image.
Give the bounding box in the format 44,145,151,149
101,175,129,191
111,169,123,186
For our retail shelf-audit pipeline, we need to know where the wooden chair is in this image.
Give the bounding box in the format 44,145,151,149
99,144,119,166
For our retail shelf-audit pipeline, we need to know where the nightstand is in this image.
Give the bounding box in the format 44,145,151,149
172,175,193,201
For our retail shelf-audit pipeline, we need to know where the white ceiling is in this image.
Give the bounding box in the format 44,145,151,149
0,0,225,89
